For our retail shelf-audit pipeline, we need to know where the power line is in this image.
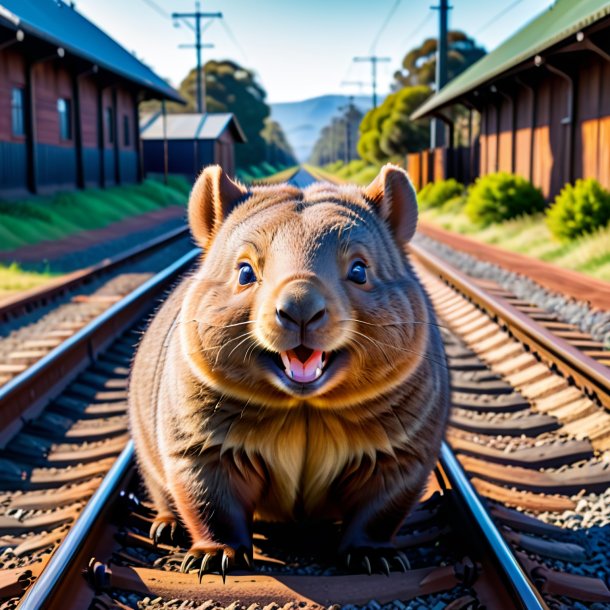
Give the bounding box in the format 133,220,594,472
353,56,391,109
474,0,525,36
173,3,223,113
369,0,402,54
397,11,433,49
219,19,248,62
139,0,169,19
138,0,195,32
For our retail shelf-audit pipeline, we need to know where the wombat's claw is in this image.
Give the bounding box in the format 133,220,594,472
180,545,252,583
342,548,410,576
150,515,177,545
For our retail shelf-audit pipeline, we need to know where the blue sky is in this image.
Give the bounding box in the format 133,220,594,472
74,0,554,103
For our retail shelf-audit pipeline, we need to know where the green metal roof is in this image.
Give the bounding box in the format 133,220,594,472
412,0,610,120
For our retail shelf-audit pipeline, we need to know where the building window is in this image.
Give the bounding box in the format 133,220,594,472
123,115,130,146
57,98,72,140
106,107,114,143
11,88,25,136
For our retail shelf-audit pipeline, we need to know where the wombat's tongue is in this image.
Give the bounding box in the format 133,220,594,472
280,347,325,383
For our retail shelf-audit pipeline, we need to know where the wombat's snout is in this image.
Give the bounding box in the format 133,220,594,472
275,280,328,333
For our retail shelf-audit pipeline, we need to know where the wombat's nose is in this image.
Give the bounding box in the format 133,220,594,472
275,282,327,332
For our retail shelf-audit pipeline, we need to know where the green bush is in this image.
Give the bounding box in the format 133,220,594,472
336,159,367,179
324,160,345,173
546,179,610,241
465,172,545,226
418,178,465,210
442,194,467,213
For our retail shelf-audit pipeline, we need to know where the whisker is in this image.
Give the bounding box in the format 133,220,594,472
345,329,449,370
199,330,255,353
340,318,448,330
197,320,255,329
224,332,256,362
346,329,394,368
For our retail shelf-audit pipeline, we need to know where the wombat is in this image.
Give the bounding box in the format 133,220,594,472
129,164,450,580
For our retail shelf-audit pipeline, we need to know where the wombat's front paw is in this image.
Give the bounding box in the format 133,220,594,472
150,513,178,545
180,543,253,583
341,545,410,576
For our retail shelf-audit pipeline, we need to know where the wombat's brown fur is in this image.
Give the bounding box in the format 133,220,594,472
129,164,450,578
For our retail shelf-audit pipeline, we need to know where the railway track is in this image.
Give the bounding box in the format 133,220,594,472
0,168,608,608
0,226,192,391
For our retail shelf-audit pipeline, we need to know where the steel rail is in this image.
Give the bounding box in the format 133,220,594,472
410,242,610,409
0,224,190,322
439,442,549,610
18,441,135,610
0,248,200,445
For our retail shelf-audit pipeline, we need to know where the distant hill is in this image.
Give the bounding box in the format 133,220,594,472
270,94,374,162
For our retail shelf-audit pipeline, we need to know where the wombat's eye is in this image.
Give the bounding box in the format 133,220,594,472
347,261,367,285
238,262,257,285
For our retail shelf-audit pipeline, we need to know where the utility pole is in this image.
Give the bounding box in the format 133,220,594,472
172,2,222,113
431,0,451,147
353,56,390,109
339,96,356,163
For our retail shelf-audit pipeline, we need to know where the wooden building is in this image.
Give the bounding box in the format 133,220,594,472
411,0,610,199
140,113,246,180
0,0,182,198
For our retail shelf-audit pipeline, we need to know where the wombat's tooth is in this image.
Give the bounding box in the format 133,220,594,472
315,367,322,378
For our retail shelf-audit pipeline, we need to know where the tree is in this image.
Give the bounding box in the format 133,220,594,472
357,85,432,164
393,31,486,90
141,60,295,169
309,102,364,166
261,118,297,167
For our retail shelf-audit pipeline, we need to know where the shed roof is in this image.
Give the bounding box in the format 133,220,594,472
412,0,610,119
140,113,247,142
0,0,182,102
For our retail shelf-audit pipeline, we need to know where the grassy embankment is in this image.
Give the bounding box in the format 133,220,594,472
420,205,610,281
250,165,299,185
314,162,610,281
236,162,296,184
0,176,190,298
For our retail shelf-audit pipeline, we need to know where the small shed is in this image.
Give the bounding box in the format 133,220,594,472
140,113,246,180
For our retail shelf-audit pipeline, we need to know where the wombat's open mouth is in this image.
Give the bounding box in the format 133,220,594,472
279,346,328,384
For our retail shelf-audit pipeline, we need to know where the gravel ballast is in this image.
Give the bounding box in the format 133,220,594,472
413,234,610,350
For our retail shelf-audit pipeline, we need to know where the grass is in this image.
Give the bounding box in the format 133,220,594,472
421,206,610,281
0,175,191,299
0,177,190,252
0,263,59,300
236,163,296,184
251,165,299,185
311,161,382,186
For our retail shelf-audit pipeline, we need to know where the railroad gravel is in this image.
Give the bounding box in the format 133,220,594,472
413,234,610,349
98,584,480,610
0,237,193,373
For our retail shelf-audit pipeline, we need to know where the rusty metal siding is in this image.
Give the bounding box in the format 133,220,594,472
79,76,98,149
0,49,27,193
514,85,534,181
0,49,26,141
600,59,610,189
498,98,513,173
101,89,115,186
486,105,499,174
82,147,99,187
0,142,27,194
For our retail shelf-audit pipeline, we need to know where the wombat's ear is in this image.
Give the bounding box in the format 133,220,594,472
363,164,418,244
188,165,248,247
